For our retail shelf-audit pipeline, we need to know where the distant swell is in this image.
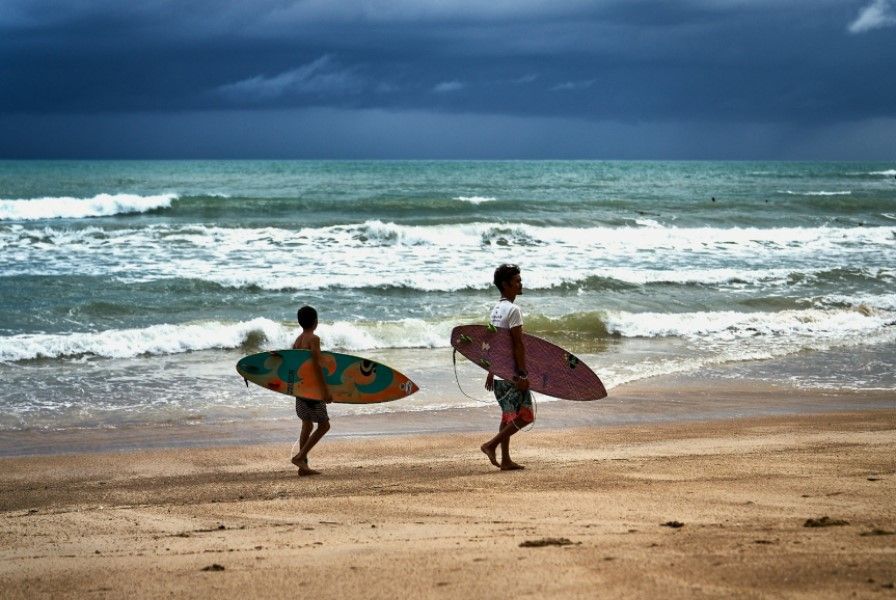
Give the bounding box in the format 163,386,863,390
0,193,177,220
778,190,852,197
453,196,496,204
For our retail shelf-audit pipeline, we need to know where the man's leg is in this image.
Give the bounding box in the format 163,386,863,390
481,416,529,469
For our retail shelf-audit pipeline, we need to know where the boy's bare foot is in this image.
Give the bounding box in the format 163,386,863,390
481,444,500,468
500,461,525,471
298,465,321,476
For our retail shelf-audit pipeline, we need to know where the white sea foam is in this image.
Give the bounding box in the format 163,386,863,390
778,190,852,196
869,169,896,176
0,318,288,362
604,306,894,344
0,193,177,220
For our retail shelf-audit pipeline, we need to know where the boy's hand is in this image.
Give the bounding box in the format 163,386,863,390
323,388,333,403
485,372,494,391
515,377,530,392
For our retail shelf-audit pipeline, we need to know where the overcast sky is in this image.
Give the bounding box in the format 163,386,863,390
1,0,894,159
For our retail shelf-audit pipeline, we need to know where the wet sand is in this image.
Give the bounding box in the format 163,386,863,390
1,396,894,598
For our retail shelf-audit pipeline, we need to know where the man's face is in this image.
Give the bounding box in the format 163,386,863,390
505,273,523,296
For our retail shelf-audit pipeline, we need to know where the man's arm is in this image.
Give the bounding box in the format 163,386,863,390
508,325,530,391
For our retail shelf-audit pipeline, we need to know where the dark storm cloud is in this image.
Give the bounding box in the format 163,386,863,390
1,0,894,157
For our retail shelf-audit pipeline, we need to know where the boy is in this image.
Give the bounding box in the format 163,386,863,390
481,263,534,470
290,305,333,476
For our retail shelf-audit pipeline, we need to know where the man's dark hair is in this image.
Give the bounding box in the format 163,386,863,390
297,306,318,329
493,263,520,293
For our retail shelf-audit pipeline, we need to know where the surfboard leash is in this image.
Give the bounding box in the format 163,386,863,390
451,348,493,404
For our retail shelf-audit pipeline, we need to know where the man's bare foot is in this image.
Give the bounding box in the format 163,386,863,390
481,444,500,468
290,454,307,468
500,461,525,471
298,465,321,476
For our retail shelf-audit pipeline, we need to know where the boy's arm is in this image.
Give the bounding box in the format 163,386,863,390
310,336,333,403
509,325,530,391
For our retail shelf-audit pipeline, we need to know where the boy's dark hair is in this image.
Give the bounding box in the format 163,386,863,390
493,263,520,293
297,306,318,329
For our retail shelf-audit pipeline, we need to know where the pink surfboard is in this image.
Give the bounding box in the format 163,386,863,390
451,324,607,401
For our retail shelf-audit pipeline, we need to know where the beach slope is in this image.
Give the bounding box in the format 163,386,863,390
1,411,894,599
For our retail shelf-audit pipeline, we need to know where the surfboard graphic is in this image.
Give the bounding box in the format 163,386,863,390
451,324,607,401
237,349,419,404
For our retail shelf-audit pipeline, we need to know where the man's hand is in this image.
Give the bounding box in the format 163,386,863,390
515,377,530,392
485,372,494,391
323,388,333,403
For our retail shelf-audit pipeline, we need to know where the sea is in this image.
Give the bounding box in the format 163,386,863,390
1,160,894,432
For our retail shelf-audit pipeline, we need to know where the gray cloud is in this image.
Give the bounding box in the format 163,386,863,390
552,79,597,91
432,81,465,93
217,56,363,104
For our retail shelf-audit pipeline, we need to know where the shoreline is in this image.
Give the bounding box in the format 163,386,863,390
1,374,894,457
1,409,893,598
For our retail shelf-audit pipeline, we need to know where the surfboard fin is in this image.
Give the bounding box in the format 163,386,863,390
244,378,249,388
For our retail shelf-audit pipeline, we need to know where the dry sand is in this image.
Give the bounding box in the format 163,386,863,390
1,407,895,599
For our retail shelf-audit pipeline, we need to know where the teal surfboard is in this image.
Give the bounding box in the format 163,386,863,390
237,349,419,404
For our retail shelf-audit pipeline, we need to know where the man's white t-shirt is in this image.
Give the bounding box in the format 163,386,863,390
490,299,523,330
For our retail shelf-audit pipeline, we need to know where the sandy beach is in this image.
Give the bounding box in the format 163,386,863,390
1,380,894,599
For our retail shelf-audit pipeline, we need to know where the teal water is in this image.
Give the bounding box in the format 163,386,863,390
1,160,894,430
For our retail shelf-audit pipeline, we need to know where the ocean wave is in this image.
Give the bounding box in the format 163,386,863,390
604,306,895,343
0,193,177,220
869,169,896,176
0,318,455,362
0,318,287,362
2,221,894,291
817,293,896,312
524,312,614,339
453,196,496,204
3,302,894,363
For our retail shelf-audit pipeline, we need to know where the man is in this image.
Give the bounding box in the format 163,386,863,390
481,263,534,470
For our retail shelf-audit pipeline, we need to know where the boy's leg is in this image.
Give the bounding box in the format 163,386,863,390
291,420,314,466
295,420,331,475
